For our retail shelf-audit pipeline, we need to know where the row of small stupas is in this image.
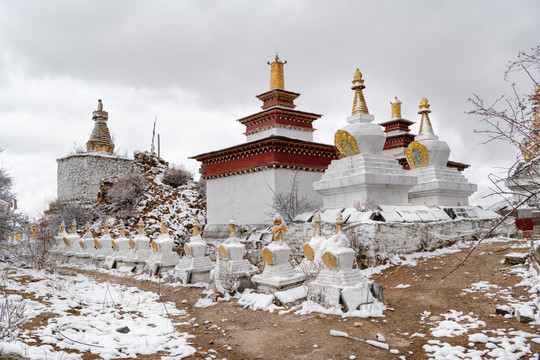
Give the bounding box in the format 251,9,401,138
192,55,476,226
12,213,379,310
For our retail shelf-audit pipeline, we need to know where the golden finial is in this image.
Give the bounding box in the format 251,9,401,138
192,218,201,237
85,222,90,233
351,69,369,115
71,219,77,234
390,96,402,119
119,222,125,237
229,217,237,238
335,211,344,234
103,223,109,235
267,53,287,90
313,211,322,237
418,98,435,136
59,221,65,233
160,218,167,236
31,225,36,238
138,219,143,235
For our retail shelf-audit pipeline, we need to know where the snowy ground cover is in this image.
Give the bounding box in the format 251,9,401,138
0,265,196,359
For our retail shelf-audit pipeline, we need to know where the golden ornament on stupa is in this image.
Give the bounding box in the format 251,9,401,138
351,69,369,115
267,53,287,90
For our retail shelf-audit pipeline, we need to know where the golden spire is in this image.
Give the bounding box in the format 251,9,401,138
351,69,369,115
59,221,65,233
335,211,344,234
31,225,36,238
313,211,322,237
229,217,237,238
71,220,77,234
160,218,167,236
138,219,143,235
418,98,435,136
119,222,125,237
103,223,109,235
390,96,402,119
267,53,287,90
192,218,201,237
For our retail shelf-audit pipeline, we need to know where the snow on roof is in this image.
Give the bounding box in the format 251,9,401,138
347,211,376,223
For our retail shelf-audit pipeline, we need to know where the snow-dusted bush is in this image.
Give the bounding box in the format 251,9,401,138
162,165,193,188
47,199,94,232
108,170,147,217
0,272,29,340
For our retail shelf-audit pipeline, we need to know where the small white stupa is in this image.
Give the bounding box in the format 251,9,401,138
64,220,81,263
74,222,95,264
128,219,152,271
175,218,214,283
314,69,417,207
52,221,69,255
308,212,376,311
216,217,257,277
405,98,477,206
109,222,131,268
251,213,306,294
297,211,327,277
145,218,180,275
93,223,115,267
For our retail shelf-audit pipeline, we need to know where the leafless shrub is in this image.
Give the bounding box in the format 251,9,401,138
0,271,30,340
346,227,389,269
47,200,94,232
353,198,379,212
213,265,241,296
162,165,193,188
270,171,315,223
108,170,147,218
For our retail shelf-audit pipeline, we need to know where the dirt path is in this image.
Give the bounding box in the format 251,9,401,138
73,239,540,360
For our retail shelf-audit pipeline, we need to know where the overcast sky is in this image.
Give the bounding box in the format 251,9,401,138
0,0,538,218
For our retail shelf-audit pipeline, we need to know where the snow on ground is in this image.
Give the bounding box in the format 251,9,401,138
0,265,196,359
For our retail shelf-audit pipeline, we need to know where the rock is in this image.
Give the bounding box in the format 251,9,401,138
57,268,78,276
516,307,535,323
353,322,363,327
428,315,443,322
495,305,513,316
116,326,130,333
369,282,384,303
504,252,528,265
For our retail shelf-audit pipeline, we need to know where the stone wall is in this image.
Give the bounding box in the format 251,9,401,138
57,152,133,202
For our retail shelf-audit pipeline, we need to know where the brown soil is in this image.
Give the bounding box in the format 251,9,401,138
12,239,540,359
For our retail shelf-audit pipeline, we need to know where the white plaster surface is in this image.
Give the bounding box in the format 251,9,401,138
206,169,323,225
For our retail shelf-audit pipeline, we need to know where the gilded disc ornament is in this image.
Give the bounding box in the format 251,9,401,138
405,141,429,169
63,237,69,246
151,241,159,252
79,240,85,249
94,239,101,249
321,251,338,269
334,130,360,158
112,241,118,251
303,243,314,260
262,248,274,265
129,239,136,249
218,245,229,260
184,243,191,256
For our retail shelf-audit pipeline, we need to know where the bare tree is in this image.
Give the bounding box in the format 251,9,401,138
445,46,539,278
269,171,315,223
0,149,27,241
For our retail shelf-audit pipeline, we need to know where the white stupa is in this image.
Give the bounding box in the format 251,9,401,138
107,222,131,269
216,217,257,277
128,219,152,271
145,218,180,275
405,98,477,206
93,223,115,267
64,220,81,262
74,222,95,264
314,69,417,207
52,221,69,256
175,218,214,283
308,212,376,311
297,211,327,277
251,213,306,293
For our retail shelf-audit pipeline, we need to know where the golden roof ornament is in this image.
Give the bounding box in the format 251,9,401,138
390,96,402,119
351,69,369,115
192,218,201,237
71,219,77,234
267,53,287,90
138,219,144,235
335,211,344,234
229,217,237,238
160,218,167,236
418,98,435,136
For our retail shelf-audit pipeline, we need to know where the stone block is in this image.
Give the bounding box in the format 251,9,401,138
504,252,528,265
